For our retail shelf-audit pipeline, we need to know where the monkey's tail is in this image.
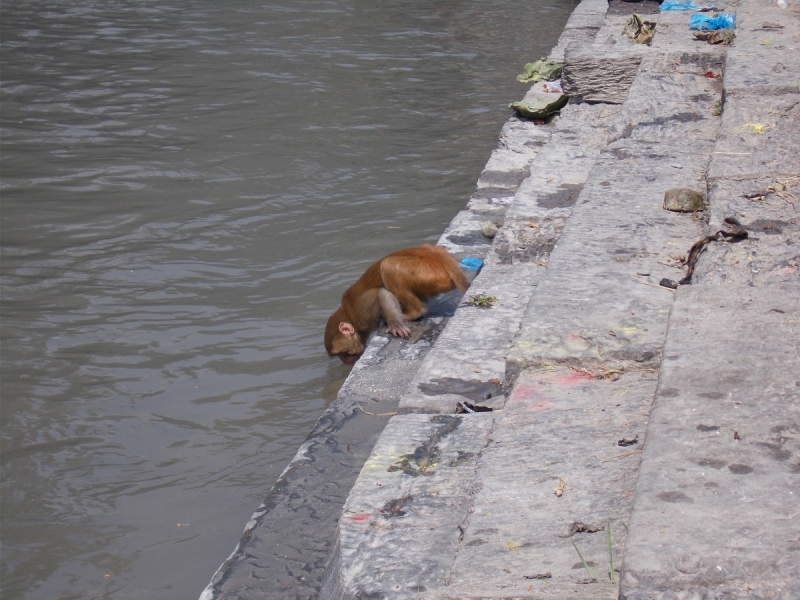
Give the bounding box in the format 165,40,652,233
444,253,471,293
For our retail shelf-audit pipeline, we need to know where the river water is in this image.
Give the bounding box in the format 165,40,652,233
0,1,577,598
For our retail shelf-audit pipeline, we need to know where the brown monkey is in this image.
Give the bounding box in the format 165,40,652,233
325,244,470,364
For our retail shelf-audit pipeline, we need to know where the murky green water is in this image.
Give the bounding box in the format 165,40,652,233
0,1,576,597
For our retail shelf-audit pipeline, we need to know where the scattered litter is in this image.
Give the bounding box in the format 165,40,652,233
455,401,494,414
465,294,498,308
689,13,736,31
742,122,766,134
524,572,552,580
460,257,484,271
490,196,514,205
509,94,568,119
734,431,742,441
663,188,704,212
760,39,774,45
660,0,703,10
777,0,787,8
623,14,656,45
541,78,563,94
633,275,675,291
379,495,413,519
357,404,398,417
516,58,562,83
473,365,482,373
603,448,643,462
760,22,785,29
554,477,566,497
505,541,519,552
618,435,639,447
694,29,735,44
563,521,604,537
671,217,748,286
480,220,499,239
766,177,799,209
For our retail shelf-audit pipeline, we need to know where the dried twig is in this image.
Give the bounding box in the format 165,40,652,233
603,449,643,462
357,404,398,417
632,276,675,291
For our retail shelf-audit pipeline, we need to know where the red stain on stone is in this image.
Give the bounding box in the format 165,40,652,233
553,371,592,385
509,385,539,402
349,514,369,522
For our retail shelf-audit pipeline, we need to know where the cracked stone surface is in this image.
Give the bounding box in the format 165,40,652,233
620,285,800,600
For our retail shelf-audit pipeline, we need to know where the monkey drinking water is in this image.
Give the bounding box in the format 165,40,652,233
324,244,470,364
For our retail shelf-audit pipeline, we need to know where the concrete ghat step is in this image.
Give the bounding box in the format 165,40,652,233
619,284,800,599
695,0,800,287
399,263,544,414
507,45,724,383
417,367,657,600
402,103,619,415
325,413,496,599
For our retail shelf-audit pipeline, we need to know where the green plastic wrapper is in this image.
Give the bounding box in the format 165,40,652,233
508,94,568,119
516,58,563,83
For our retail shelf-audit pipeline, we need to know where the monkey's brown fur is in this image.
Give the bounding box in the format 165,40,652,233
324,244,469,363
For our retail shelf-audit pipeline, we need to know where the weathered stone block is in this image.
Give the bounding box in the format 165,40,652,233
562,45,647,104
620,284,800,599
707,92,800,180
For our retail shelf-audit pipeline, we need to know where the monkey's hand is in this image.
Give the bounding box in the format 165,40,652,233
386,323,410,338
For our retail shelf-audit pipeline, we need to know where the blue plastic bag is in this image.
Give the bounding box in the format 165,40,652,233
660,1,699,11
689,13,736,30
459,257,484,271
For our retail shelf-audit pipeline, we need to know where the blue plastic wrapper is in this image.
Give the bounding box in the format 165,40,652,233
459,257,484,271
660,1,699,11
689,13,736,30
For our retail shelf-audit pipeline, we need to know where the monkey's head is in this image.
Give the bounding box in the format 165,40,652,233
324,308,365,364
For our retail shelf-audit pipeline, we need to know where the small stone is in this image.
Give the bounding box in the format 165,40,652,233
480,221,499,238
663,188,704,212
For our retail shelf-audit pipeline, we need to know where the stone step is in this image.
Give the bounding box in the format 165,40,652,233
695,1,800,287
419,366,658,599
323,413,496,599
401,103,619,415
619,284,800,599
506,46,724,383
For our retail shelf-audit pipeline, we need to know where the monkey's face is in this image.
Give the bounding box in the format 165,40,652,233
324,310,365,363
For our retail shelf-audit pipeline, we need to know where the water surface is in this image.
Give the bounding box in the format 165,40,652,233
0,1,577,597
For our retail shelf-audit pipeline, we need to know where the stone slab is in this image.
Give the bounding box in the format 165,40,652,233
594,14,650,48
693,176,800,286
399,263,544,414
649,11,710,52
562,45,647,104
707,92,800,181
506,142,709,383
606,50,725,145
565,0,614,30
723,4,800,94
549,28,602,63
508,103,620,220
326,413,495,599
421,367,657,599
620,284,800,599
437,210,495,259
